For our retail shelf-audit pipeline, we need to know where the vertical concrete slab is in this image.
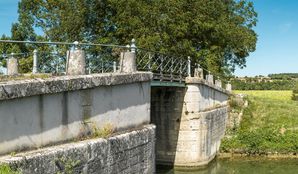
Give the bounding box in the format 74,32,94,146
7,56,18,75
67,49,86,75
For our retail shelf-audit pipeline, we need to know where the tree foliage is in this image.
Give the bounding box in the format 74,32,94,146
268,73,298,80
2,0,258,74
231,78,296,90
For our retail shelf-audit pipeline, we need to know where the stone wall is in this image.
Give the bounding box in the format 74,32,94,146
151,87,185,165
0,72,152,155
151,77,230,167
0,125,156,174
174,107,228,166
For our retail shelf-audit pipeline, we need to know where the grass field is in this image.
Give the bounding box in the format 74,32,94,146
221,90,298,154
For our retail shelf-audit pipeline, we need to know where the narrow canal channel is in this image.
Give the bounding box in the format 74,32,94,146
157,158,298,174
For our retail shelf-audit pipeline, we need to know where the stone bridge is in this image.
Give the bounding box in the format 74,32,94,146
0,41,231,173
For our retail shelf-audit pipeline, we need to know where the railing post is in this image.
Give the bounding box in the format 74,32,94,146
226,83,232,91
32,49,38,74
215,80,222,88
130,38,136,53
194,64,203,79
148,52,152,70
206,73,214,84
187,56,191,77
7,53,18,75
160,55,164,81
113,61,117,73
179,59,182,83
101,56,104,73
88,61,92,74
55,53,59,73
119,39,137,73
171,57,174,82
66,41,86,75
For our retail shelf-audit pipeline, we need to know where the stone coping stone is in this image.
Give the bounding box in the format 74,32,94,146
0,124,156,174
185,77,231,95
0,124,156,162
0,72,152,101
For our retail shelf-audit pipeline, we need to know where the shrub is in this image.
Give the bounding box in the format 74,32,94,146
292,82,298,101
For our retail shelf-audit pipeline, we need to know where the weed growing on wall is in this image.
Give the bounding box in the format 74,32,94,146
55,157,81,174
0,164,21,174
91,122,115,139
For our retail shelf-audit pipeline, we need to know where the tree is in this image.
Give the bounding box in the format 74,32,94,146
12,0,257,75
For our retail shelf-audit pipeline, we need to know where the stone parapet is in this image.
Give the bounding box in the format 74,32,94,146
0,72,152,155
0,125,156,174
0,72,152,101
185,77,231,95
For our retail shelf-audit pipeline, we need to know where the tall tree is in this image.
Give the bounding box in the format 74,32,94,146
13,0,257,74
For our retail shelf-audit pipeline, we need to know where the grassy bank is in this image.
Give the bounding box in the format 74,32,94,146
221,90,298,155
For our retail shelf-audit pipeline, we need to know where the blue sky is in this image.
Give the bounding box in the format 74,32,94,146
0,1,18,35
235,0,298,76
0,0,298,77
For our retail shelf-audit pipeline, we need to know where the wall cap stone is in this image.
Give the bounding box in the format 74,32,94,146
185,77,231,95
0,72,153,101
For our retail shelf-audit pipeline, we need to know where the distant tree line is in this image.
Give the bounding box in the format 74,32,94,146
231,78,297,90
268,73,298,80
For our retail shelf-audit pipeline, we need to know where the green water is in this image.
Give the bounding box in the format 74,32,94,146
157,158,298,174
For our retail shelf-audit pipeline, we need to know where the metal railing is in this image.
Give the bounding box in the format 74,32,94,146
0,39,231,89
137,49,189,82
0,40,128,75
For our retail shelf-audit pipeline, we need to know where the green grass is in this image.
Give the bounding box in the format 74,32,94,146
221,90,298,154
0,164,20,174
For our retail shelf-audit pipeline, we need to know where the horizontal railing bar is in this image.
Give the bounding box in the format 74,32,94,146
0,40,128,48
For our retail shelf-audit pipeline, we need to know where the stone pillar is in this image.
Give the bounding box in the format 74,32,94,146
7,53,18,75
119,51,136,73
226,83,232,91
215,80,222,88
66,49,86,75
194,65,203,79
206,74,214,84
32,49,38,74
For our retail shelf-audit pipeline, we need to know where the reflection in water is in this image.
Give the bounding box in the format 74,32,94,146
157,158,298,174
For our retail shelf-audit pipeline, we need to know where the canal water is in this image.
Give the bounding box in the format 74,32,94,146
157,158,298,174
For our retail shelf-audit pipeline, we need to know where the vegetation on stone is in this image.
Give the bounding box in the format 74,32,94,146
91,123,115,139
221,90,298,155
55,157,81,174
0,164,21,174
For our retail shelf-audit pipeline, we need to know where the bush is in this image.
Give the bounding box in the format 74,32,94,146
292,82,298,101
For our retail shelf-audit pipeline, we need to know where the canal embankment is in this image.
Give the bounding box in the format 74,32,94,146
220,90,298,157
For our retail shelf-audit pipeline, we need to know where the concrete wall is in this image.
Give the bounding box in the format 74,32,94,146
174,107,228,166
0,72,152,155
0,125,156,174
151,87,185,165
151,77,230,167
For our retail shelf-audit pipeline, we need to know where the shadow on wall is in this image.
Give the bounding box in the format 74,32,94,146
0,82,150,155
151,87,185,166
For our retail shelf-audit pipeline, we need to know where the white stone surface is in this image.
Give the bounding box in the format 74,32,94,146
0,77,151,155
7,57,18,75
